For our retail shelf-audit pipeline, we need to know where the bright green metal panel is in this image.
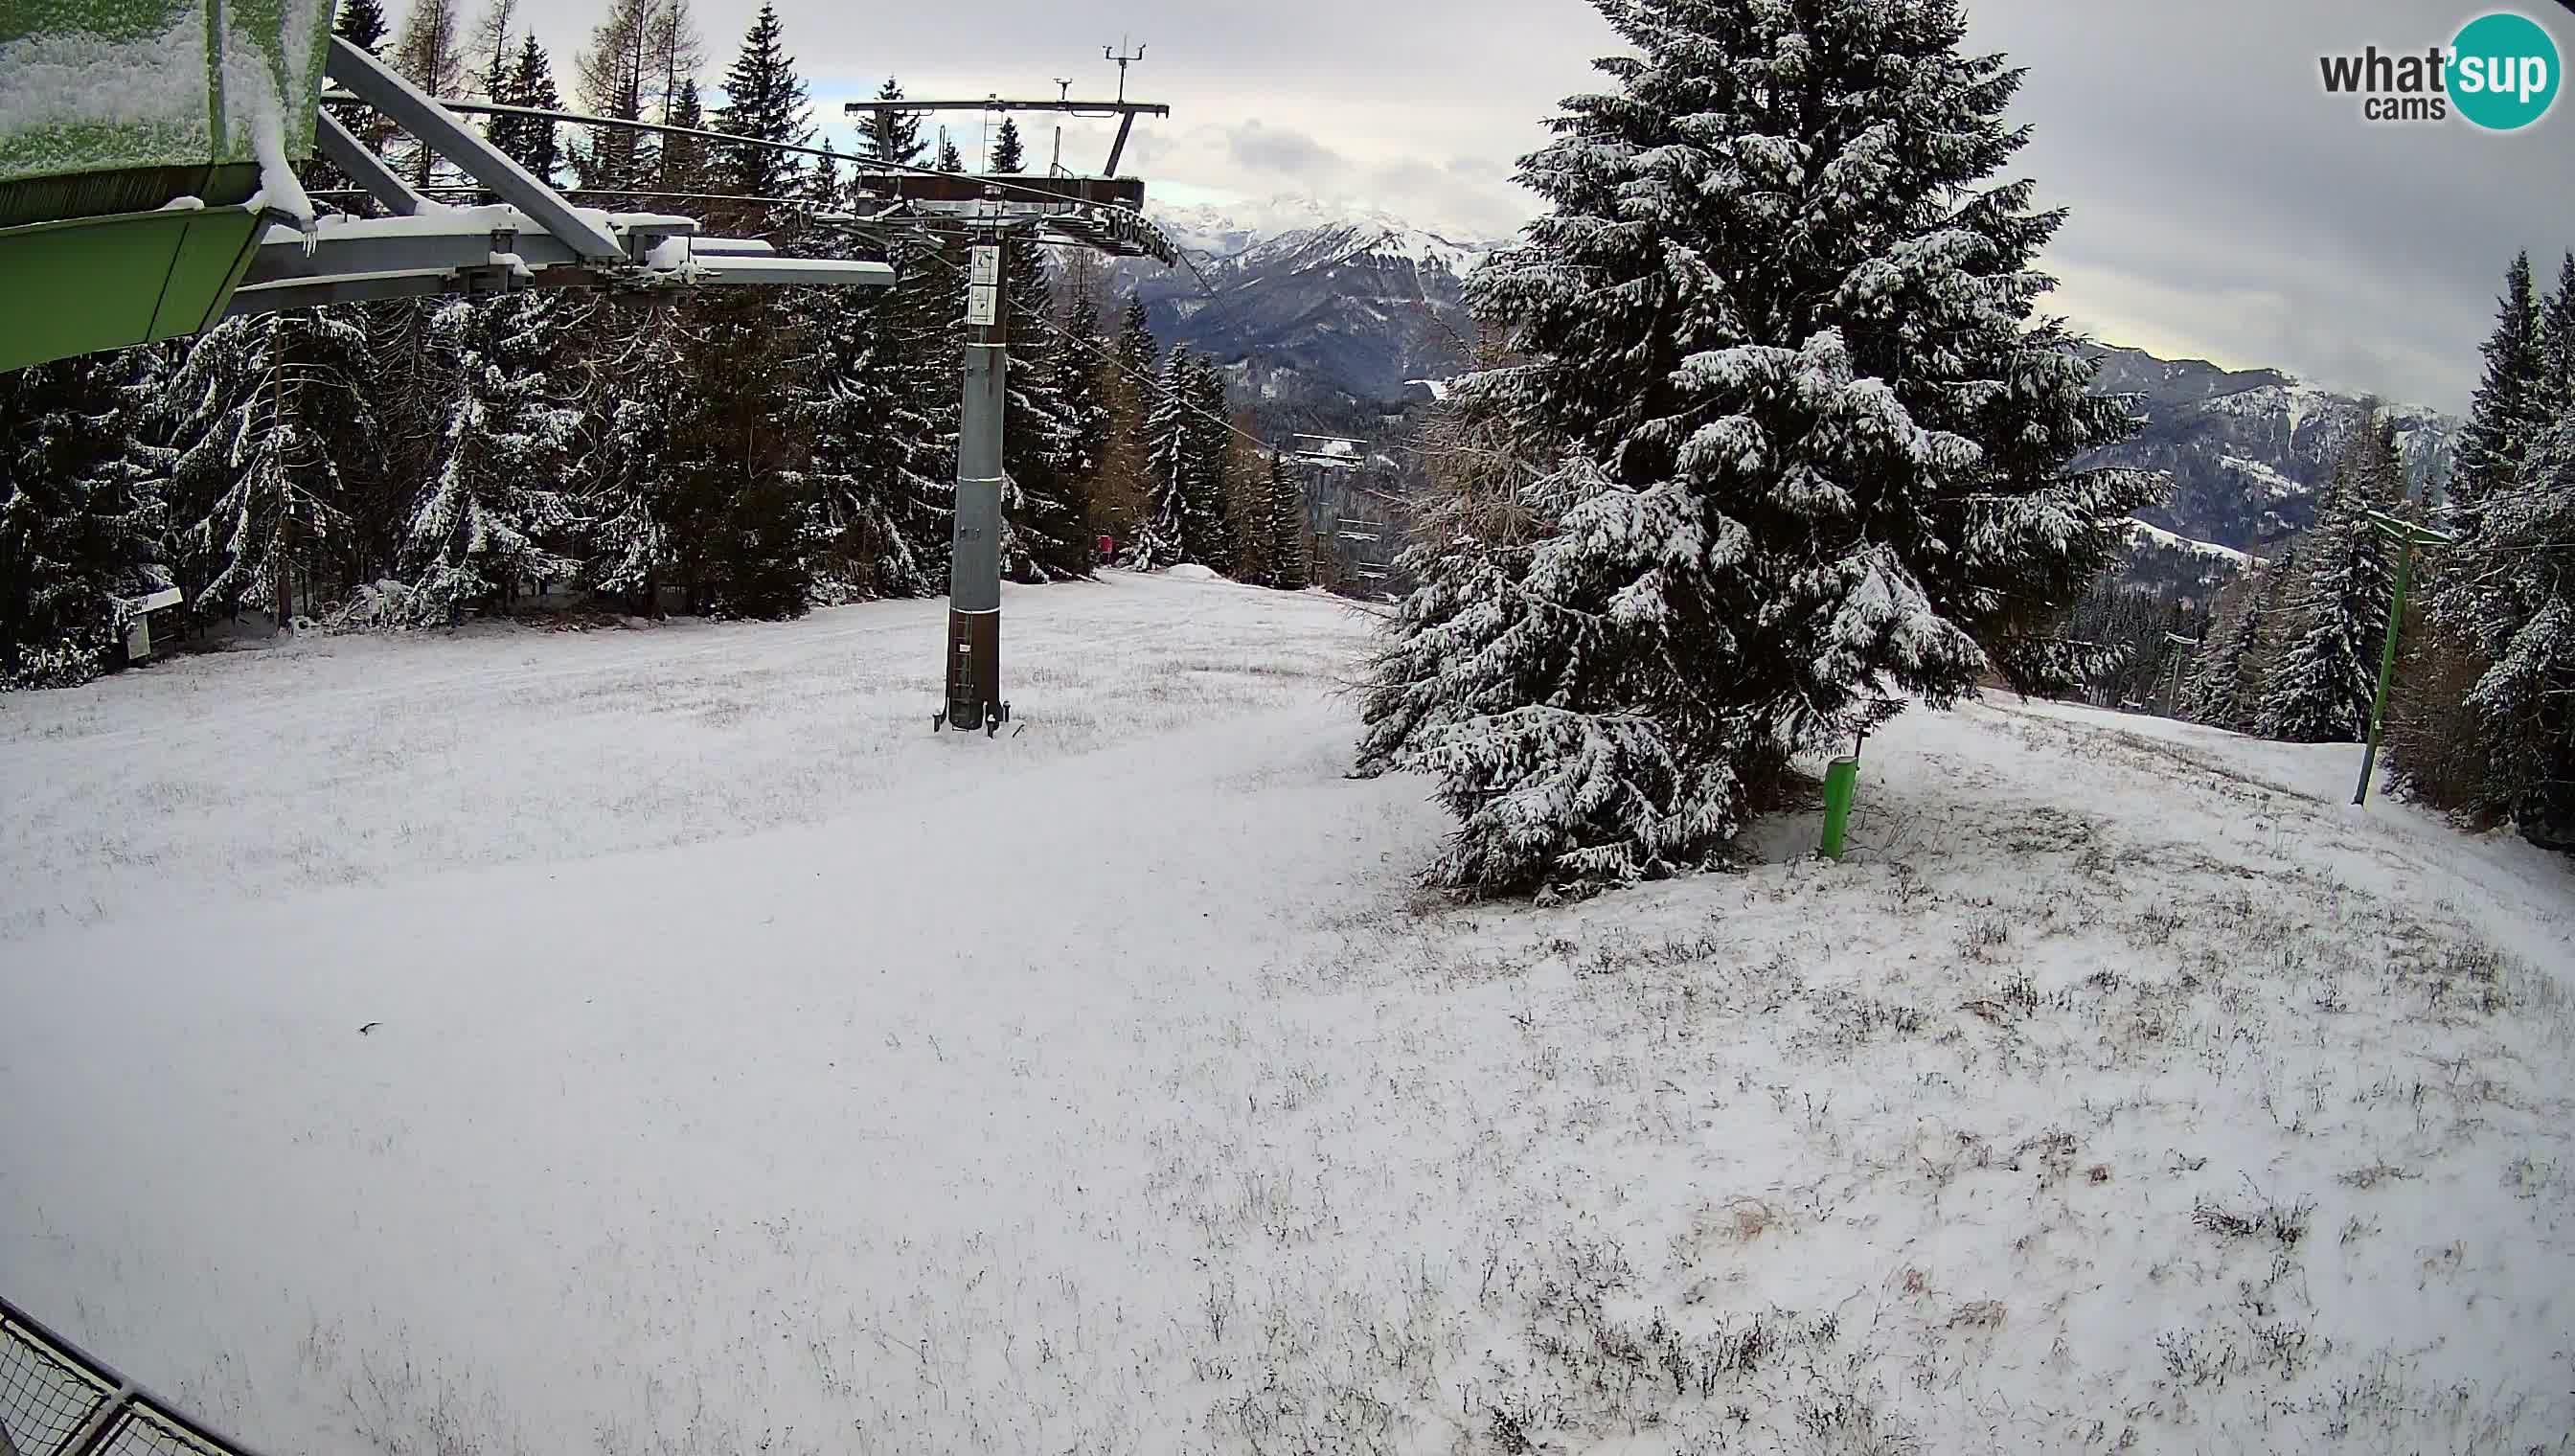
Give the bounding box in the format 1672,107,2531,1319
0,204,262,373
0,0,326,368
0,0,330,219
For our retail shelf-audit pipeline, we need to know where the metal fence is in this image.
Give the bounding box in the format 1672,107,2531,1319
1,1294,263,1456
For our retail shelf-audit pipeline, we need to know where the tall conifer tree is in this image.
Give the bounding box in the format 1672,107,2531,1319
1355,0,2155,893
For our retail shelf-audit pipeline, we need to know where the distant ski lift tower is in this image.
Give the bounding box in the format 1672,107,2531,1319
843,56,1173,738
1288,435,1394,588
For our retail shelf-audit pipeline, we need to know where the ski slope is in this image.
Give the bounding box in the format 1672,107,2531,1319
3,574,2571,1456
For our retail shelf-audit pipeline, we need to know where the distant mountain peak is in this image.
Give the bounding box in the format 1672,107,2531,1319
1148,194,1504,276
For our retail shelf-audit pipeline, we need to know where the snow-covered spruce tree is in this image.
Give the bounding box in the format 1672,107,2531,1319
1355,0,2155,895
2458,306,2575,845
2392,254,2556,814
998,238,1092,581
1058,284,1111,515
1131,346,1196,570
656,79,709,195
405,295,582,620
164,313,365,628
648,0,818,619
1183,354,1241,576
348,298,454,582
1090,293,1159,542
578,299,690,610
2257,421,2404,743
934,131,964,173
0,350,171,687
795,282,941,599
1265,450,1310,589
2540,254,2575,414
2183,563,2266,730
2444,253,2547,544
883,231,962,584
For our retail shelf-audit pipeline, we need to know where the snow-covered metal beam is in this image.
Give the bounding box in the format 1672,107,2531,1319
680,256,896,287
225,206,891,318
324,35,625,261
314,111,428,217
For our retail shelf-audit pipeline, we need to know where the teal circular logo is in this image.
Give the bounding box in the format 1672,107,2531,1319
2450,11,2561,130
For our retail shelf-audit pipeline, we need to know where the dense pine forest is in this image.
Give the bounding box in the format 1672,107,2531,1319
0,0,1310,690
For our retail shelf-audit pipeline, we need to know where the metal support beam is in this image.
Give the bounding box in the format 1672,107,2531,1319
846,172,1144,209
687,256,896,287
324,35,625,260
314,110,429,216
227,216,887,317
844,98,1169,119
1105,111,1139,176
244,215,536,285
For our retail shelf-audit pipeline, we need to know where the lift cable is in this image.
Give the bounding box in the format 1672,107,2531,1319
339,94,1169,225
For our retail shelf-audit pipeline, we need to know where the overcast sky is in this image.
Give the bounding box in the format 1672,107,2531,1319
527,0,2575,413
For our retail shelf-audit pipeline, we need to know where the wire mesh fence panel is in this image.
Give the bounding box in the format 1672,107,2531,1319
0,1314,116,1456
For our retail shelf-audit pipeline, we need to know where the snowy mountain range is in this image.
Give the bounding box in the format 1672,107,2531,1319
1128,200,2461,557
2081,346,2458,553
1150,195,1500,276
1125,197,1499,413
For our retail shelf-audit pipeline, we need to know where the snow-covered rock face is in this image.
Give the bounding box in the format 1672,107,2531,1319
2083,345,2460,552
1111,196,1503,411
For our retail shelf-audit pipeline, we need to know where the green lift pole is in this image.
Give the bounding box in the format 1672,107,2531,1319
2353,512,2458,808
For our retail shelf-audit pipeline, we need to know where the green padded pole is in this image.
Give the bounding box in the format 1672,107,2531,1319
1820,756,1859,860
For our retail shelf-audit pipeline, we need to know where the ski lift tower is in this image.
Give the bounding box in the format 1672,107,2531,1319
840,60,1175,738
2160,631,2200,718
1288,435,1397,590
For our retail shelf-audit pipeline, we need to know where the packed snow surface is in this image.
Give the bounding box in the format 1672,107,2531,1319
2,575,2570,1455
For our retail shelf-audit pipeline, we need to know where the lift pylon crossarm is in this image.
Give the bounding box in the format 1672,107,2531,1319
844,98,1172,119
225,205,891,319
327,35,626,262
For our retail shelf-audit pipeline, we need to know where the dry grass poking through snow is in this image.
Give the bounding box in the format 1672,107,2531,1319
4,582,2569,1456
1156,702,2575,1454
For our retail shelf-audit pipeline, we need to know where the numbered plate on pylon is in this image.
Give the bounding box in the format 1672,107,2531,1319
967,284,1000,326
968,246,1001,285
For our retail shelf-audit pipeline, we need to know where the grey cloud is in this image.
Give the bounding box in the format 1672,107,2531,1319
525,0,2572,410
1226,120,1346,177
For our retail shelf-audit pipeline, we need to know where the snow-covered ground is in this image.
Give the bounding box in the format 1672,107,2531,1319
3,574,2571,1456
2125,517,2255,566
